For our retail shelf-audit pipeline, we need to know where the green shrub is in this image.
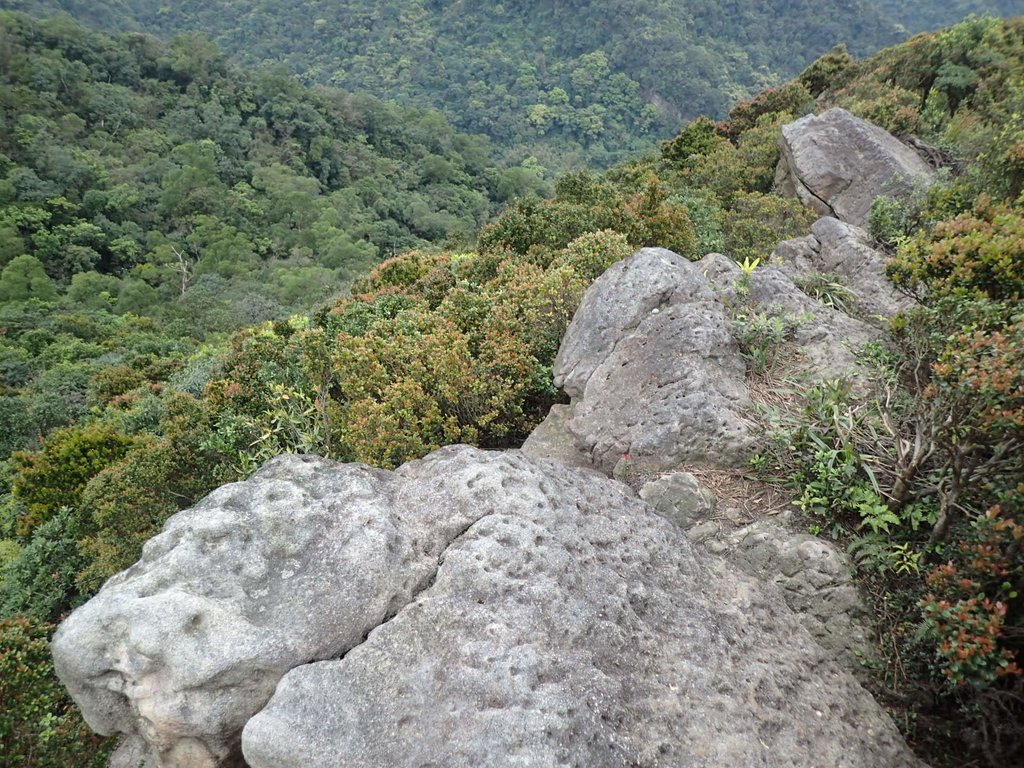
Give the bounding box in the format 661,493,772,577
0,507,92,622
0,616,113,768
11,425,135,537
718,82,814,141
720,192,816,264
888,200,1024,303
550,230,633,282
660,116,726,165
797,44,855,97
730,307,808,376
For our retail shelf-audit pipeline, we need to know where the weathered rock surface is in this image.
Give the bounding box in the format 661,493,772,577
701,251,880,385
52,453,487,768
530,247,884,474
775,107,933,228
519,404,591,469
545,247,754,473
718,518,877,670
774,216,913,320
54,447,922,768
638,471,717,530
640,473,876,672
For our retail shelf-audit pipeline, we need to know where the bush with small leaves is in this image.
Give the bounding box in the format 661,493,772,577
797,44,855,97
920,507,1023,689
550,230,633,283
720,191,816,264
11,425,135,537
718,82,814,141
888,200,1024,303
0,615,113,768
660,116,726,166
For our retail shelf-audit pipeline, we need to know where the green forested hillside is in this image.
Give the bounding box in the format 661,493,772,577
0,9,1022,768
0,11,540,328
0,0,906,167
874,0,1023,33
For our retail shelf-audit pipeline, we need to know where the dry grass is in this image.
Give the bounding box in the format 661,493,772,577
679,464,795,525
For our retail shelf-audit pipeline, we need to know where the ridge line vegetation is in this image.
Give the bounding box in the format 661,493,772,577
0,10,1021,768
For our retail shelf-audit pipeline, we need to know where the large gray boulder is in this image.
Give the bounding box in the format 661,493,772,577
52,453,483,768
54,447,924,768
775,107,933,228
545,247,753,474
529,248,883,475
700,251,881,385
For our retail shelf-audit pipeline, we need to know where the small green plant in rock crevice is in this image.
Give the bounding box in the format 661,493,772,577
795,271,858,315
730,307,809,377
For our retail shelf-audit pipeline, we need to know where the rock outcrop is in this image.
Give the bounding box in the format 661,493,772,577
773,216,913,320
52,447,923,768
543,247,753,474
701,251,881,384
640,472,877,672
775,107,933,228
525,247,882,475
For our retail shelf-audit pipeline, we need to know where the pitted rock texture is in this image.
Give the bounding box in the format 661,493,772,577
775,108,933,228
241,446,919,768
696,517,876,672
52,453,492,768
535,247,884,474
640,473,876,672
638,471,717,529
54,447,923,768
549,247,753,473
773,216,913,320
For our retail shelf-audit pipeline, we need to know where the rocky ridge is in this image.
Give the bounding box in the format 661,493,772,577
54,448,923,768
51,109,932,767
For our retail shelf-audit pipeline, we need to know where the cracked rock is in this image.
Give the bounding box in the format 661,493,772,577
54,447,923,768
52,452,494,768
775,108,933,228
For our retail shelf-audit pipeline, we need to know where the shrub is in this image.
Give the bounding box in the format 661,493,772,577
797,44,855,97
0,616,112,768
11,425,135,537
478,172,696,257
887,200,1024,302
720,192,816,264
730,306,808,376
920,507,1023,689
550,230,633,283
660,116,726,165
0,507,92,622
684,114,793,206
718,82,814,141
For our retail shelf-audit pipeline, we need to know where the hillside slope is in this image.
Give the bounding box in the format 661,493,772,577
1,0,905,167
1,12,1022,768
0,11,534,330
874,0,1023,33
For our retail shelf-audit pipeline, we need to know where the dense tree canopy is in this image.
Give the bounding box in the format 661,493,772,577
1,0,912,167
0,11,541,330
